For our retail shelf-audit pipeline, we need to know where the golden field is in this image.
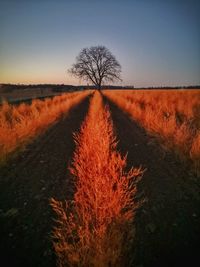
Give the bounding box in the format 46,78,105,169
104,89,200,176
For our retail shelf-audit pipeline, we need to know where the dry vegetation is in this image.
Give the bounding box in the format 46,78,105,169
0,87,60,103
104,89,200,176
51,91,143,267
0,91,90,163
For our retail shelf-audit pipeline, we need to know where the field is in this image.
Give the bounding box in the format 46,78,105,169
0,91,90,163
0,84,81,104
104,89,200,176
0,89,200,267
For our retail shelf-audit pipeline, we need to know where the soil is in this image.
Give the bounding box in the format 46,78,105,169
105,97,200,267
0,96,90,267
0,93,199,267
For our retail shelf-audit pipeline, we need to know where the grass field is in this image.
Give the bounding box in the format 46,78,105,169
0,89,199,267
0,91,90,163
104,89,200,176
0,87,62,104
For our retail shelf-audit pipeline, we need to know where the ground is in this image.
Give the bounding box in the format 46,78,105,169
106,98,200,267
0,95,199,267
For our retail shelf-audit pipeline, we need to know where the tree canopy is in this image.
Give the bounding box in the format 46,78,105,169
69,46,122,89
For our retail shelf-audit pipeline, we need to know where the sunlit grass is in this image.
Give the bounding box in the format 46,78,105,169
0,91,90,163
51,91,143,267
104,89,200,176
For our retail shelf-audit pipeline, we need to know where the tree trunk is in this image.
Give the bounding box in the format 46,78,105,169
97,84,101,91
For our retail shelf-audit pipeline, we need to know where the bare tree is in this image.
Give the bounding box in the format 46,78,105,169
68,46,122,90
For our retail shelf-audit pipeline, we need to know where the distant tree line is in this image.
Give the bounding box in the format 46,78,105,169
0,83,199,93
0,84,78,93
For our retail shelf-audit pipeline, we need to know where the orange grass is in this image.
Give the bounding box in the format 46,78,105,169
104,89,200,176
0,91,90,163
51,91,143,267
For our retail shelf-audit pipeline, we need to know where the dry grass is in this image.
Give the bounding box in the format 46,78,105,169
104,89,200,176
0,91,90,163
51,91,143,267
0,87,60,103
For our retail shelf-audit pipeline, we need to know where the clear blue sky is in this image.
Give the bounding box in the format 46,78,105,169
0,0,199,87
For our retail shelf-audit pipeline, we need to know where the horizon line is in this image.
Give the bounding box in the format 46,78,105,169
0,83,200,89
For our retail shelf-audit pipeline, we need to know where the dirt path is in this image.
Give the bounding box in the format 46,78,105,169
105,97,200,267
0,96,90,267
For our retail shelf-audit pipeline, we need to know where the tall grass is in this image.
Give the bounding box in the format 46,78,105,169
0,91,90,163
104,89,200,176
51,91,143,267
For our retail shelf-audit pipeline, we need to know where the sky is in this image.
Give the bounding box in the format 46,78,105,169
0,0,200,87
